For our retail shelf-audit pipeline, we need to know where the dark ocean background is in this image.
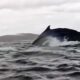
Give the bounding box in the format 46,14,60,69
0,34,80,80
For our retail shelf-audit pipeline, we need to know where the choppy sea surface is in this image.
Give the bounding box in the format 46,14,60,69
0,40,80,80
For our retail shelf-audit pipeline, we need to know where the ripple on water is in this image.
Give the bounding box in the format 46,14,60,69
1,75,33,80
57,64,77,72
0,41,80,80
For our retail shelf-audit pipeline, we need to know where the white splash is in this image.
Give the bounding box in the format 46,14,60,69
42,36,80,47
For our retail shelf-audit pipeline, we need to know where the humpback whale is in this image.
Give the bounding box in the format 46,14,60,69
32,25,80,46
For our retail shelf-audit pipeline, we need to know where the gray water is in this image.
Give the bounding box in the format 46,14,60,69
0,40,80,80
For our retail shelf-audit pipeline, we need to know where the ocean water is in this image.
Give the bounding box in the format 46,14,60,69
0,40,80,80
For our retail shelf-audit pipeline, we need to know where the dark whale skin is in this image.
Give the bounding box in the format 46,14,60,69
32,25,80,45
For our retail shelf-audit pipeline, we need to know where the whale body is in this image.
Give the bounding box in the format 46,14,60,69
32,26,80,46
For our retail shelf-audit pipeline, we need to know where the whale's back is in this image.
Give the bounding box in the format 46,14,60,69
32,26,80,46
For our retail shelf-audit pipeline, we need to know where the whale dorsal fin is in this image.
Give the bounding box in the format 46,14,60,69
45,25,50,31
